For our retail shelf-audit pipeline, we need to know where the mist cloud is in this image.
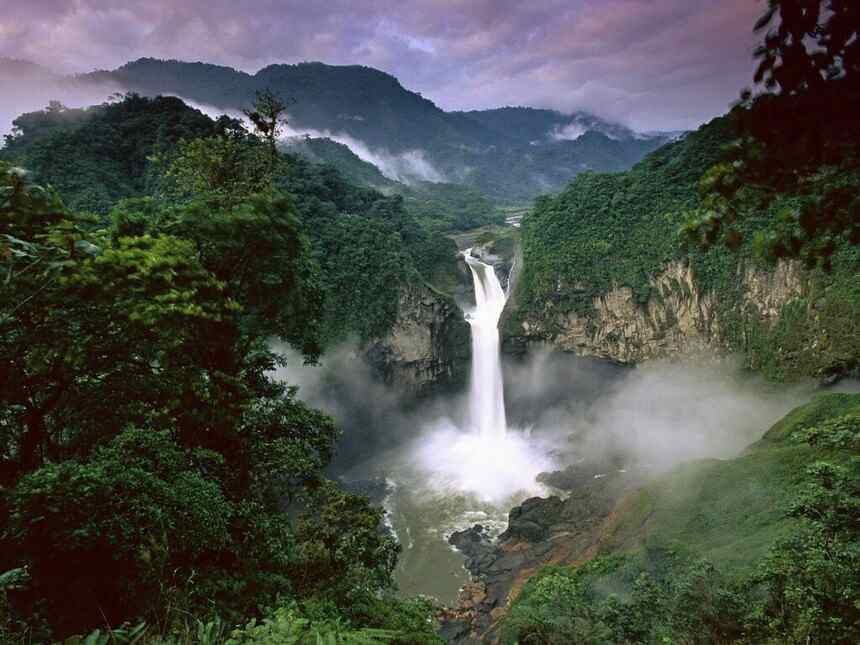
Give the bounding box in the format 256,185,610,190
1,1,763,131
178,97,444,184
0,66,121,143
273,340,852,489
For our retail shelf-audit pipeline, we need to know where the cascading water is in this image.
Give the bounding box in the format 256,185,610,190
403,244,555,505
463,248,508,439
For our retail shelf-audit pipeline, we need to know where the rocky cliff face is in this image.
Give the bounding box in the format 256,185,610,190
364,282,470,394
507,259,810,367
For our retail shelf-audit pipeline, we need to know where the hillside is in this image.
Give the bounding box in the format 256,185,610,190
282,136,503,231
498,392,860,644
0,95,471,389
56,58,672,202
507,112,860,382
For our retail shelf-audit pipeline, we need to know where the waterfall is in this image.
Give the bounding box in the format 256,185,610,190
464,248,508,439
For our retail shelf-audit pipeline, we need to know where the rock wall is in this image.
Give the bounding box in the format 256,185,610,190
364,281,470,394
508,259,807,366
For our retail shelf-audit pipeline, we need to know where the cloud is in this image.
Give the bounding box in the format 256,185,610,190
0,64,122,143
0,1,765,130
177,96,444,183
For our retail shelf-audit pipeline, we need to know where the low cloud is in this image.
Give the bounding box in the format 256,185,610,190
273,339,854,490
0,65,121,144
179,96,444,184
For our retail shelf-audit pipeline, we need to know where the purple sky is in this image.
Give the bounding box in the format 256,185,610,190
1,0,765,130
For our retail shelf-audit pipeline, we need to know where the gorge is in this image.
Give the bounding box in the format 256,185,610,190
2,3,860,640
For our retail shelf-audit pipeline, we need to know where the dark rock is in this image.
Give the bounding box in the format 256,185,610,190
500,496,564,542
438,619,471,643
537,458,623,491
449,525,496,574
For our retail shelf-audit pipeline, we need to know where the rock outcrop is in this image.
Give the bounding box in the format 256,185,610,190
508,259,807,366
364,282,470,394
443,468,646,643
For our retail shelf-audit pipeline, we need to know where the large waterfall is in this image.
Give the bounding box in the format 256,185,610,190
464,249,508,438
406,247,553,504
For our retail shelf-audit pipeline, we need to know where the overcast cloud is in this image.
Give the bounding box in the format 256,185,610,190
0,0,764,130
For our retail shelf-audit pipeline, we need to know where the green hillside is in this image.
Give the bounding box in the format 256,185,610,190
284,136,503,231
0,94,462,345
513,111,860,381
503,393,860,645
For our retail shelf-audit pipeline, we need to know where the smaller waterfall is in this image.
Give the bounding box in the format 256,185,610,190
463,249,508,439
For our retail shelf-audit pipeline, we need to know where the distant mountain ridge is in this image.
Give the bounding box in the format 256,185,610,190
4,57,677,202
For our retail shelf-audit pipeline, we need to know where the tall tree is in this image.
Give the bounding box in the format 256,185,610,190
243,88,294,175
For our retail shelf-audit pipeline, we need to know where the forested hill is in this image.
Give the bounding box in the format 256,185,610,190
0,94,462,346
34,57,673,202
510,107,860,382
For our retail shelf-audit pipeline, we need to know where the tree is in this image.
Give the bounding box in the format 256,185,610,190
681,1,860,269
4,429,231,636
244,89,294,174
751,0,860,95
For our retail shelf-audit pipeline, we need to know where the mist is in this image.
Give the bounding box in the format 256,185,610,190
273,341,847,496
0,70,121,144
176,97,445,184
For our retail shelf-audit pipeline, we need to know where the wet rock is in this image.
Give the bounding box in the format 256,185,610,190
438,619,471,643
537,458,624,491
449,525,496,573
500,496,564,542
506,259,808,366
364,282,470,395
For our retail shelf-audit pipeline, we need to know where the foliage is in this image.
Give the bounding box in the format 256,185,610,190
243,88,294,173
682,1,860,268
0,158,414,641
285,136,504,232
517,115,735,314
226,606,397,645
0,94,217,214
1,93,463,348
516,105,860,381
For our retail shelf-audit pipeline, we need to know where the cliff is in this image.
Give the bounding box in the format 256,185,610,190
364,282,471,394
507,259,818,365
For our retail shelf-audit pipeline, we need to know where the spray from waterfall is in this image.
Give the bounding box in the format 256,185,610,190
464,248,508,439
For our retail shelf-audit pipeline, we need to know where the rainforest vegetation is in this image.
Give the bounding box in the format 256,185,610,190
1,1,858,643
501,2,860,643
0,94,446,643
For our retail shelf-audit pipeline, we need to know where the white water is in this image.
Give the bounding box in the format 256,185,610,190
404,248,555,504
464,248,508,438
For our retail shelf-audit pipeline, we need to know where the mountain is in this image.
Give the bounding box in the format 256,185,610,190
282,136,503,231
455,106,663,145
68,58,671,203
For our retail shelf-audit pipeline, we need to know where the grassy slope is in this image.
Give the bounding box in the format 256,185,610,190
503,393,860,643
598,392,860,573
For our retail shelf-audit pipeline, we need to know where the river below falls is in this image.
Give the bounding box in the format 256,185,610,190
341,430,554,604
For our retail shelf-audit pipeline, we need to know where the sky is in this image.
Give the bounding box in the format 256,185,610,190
0,0,765,131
